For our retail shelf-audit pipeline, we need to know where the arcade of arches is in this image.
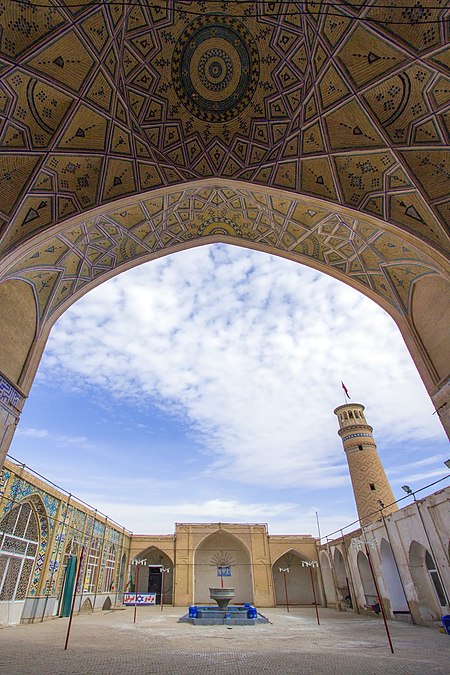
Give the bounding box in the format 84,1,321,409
0,1,449,465
1,456,449,626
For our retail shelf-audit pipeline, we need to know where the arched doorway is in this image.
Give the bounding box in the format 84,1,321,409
272,551,320,607
194,529,252,605
132,546,173,605
0,501,39,624
409,540,446,621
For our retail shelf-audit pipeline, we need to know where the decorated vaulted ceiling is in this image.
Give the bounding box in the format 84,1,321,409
0,0,449,334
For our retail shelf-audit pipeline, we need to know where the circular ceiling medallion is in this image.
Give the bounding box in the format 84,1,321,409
172,16,259,122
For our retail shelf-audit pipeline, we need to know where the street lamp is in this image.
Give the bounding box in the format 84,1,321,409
301,561,320,625
279,567,290,613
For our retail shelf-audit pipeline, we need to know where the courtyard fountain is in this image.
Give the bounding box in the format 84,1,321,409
179,586,269,626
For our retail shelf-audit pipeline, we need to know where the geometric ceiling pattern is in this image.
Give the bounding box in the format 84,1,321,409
2,184,445,330
0,0,449,263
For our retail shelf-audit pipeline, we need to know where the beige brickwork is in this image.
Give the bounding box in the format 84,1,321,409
334,403,397,525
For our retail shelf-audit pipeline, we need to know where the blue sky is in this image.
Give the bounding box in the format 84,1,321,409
9,244,449,537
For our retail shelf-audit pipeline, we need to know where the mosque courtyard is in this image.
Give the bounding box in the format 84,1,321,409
0,606,448,675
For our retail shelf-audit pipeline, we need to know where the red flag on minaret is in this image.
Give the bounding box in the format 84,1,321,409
341,381,350,399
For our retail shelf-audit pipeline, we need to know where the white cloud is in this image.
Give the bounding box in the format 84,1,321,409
72,495,353,537
16,427,92,448
391,468,449,485
39,245,445,492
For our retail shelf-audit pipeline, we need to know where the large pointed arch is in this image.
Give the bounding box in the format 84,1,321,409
131,545,174,605
194,527,253,604
0,182,448,452
271,548,321,607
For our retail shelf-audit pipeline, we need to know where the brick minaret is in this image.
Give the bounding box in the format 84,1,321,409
334,403,397,525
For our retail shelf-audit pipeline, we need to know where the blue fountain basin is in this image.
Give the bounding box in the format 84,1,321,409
179,604,269,625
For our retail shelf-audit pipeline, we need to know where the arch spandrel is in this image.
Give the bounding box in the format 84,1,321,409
0,1,449,259
1,182,446,328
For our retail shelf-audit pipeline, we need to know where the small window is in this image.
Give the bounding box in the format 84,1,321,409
358,444,363,451
370,483,376,491
426,551,447,607
349,411,353,418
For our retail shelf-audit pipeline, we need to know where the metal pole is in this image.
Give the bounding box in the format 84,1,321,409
315,511,321,543
64,546,84,651
309,566,320,625
133,564,140,624
364,542,394,654
160,568,165,612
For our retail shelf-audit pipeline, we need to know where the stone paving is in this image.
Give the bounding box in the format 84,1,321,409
0,607,448,674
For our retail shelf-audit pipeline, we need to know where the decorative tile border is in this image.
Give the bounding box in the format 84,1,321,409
0,374,22,409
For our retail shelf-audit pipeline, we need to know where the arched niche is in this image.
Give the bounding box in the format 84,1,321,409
409,541,445,621
319,551,337,606
194,529,252,605
333,548,350,603
102,596,112,611
132,546,173,604
20,495,49,598
356,550,377,607
272,550,321,606
103,543,117,593
0,279,37,386
379,538,409,614
80,597,92,613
